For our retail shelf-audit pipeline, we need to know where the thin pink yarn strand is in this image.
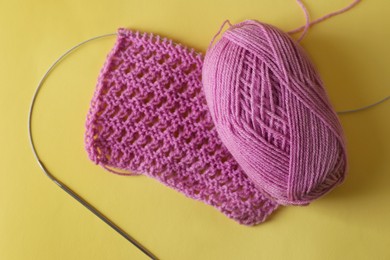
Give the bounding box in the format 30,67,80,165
208,19,233,51
209,1,361,44
295,0,311,42
289,0,362,36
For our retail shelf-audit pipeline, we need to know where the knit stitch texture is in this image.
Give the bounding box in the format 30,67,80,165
85,28,278,225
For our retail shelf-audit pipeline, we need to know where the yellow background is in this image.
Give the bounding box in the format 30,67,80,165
1,0,389,259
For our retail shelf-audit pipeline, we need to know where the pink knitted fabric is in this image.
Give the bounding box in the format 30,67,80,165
85,28,278,225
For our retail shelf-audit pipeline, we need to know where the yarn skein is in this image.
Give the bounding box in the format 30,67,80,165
202,20,347,206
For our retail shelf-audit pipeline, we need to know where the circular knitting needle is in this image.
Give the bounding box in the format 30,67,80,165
28,31,389,260
28,33,158,260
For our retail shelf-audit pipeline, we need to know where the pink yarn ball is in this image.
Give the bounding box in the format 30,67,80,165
202,20,347,205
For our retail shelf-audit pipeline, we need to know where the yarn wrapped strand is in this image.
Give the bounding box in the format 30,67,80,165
202,20,347,206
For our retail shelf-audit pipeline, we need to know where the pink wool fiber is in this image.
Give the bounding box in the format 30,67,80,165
85,28,278,225
202,20,347,205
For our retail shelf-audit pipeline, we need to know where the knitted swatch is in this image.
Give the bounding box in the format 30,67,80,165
85,28,278,225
